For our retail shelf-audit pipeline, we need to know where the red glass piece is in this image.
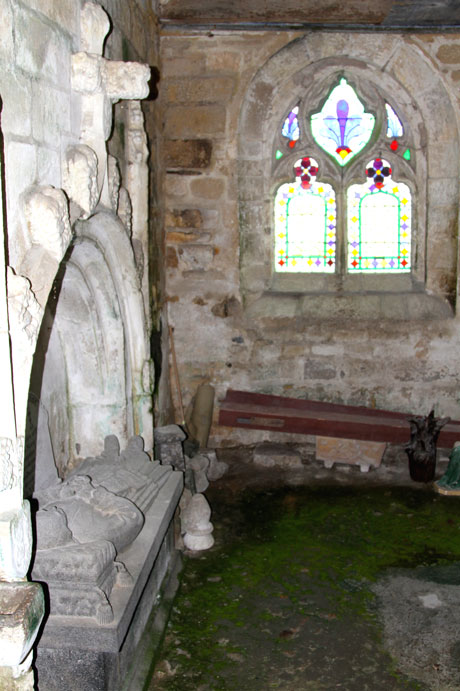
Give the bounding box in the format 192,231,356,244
390,139,398,151
289,140,296,149
352,260,358,267
401,259,407,267
327,259,333,266
301,157,311,167
278,259,285,266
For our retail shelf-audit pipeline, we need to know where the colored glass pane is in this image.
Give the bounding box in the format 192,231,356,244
275,149,283,160
310,78,375,166
347,158,411,273
403,148,411,161
385,103,404,138
274,158,336,273
282,106,300,146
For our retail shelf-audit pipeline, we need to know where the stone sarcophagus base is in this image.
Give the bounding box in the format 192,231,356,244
33,445,183,691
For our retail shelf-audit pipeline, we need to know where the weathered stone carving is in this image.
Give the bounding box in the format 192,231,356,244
118,187,133,235
107,154,121,213
80,1,110,56
0,501,33,580
62,144,99,219
32,506,119,624
74,435,172,514
0,438,15,492
7,269,42,346
181,493,214,551
154,425,187,471
21,186,72,264
35,474,144,552
31,434,174,623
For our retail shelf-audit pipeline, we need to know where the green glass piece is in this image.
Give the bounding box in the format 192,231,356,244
310,78,375,167
275,149,284,160
403,148,411,161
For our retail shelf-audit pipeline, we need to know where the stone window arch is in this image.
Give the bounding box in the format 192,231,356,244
239,37,458,321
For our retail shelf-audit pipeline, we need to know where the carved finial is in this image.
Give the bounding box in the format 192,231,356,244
80,2,111,55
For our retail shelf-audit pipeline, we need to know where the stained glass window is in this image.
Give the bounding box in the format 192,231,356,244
347,158,411,272
282,106,300,148
386,103,403,152
274,158,336,273
311,78,375,166
386,103,404,138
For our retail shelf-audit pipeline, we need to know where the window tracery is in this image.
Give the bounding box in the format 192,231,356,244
273,77,414,277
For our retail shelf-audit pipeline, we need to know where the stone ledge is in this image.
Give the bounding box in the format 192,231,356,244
244,290,454,322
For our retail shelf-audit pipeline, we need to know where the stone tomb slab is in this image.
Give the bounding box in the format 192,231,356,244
36,471,183,691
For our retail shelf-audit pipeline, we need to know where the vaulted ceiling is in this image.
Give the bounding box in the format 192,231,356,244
158,0,460,30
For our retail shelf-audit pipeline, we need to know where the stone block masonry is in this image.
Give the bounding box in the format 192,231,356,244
160,30,460,448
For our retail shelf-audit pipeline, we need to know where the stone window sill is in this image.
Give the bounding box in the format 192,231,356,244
244,290,454,322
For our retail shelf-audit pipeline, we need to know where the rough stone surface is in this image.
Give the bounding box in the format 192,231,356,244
253,443,303,469
316,437,386,473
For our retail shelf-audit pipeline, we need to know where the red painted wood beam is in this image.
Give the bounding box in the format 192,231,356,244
218,389,460,447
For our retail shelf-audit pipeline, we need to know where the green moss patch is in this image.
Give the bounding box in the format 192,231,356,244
150,486,460,689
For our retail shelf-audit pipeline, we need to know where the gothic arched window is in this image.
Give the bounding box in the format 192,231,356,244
273,77,414,278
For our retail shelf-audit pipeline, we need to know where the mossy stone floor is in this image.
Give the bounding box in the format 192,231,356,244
149,456,460,690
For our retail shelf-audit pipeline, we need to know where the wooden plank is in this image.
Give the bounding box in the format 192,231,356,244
218,390,460,447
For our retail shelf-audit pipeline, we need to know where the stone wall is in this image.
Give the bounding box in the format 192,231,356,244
160,30,460,446
0,1,162,684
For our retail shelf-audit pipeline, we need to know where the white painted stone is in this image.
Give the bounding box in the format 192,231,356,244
80,1,111,56
21,186,72,266
0,583,44,667
31,83,70,147
118,187,133,235
103,60,151,101
418,593,444,609
1,74,32,138
14,6,71,89
107,154,121,213
0,502,32,580
62,144,99,218
71,52,103,95
182,493,214,551
37,147,61,190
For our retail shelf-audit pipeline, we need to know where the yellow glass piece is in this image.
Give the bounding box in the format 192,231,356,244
401,248,408,255
318,187,324,193
401,198,408,205
328,214,334,222
279,249,284,255
338,150,349,161
392,187,399,194
291,259,297,266
278,233,285,239
307,259,313,266
288,187,295,194
352,249,358,256
401,214,408,221
351,216,358,223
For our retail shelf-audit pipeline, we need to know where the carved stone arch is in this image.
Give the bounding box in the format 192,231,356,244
26,210,152,493
239,34,460,311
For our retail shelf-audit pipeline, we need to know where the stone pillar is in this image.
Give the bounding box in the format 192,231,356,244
0,140,44,687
